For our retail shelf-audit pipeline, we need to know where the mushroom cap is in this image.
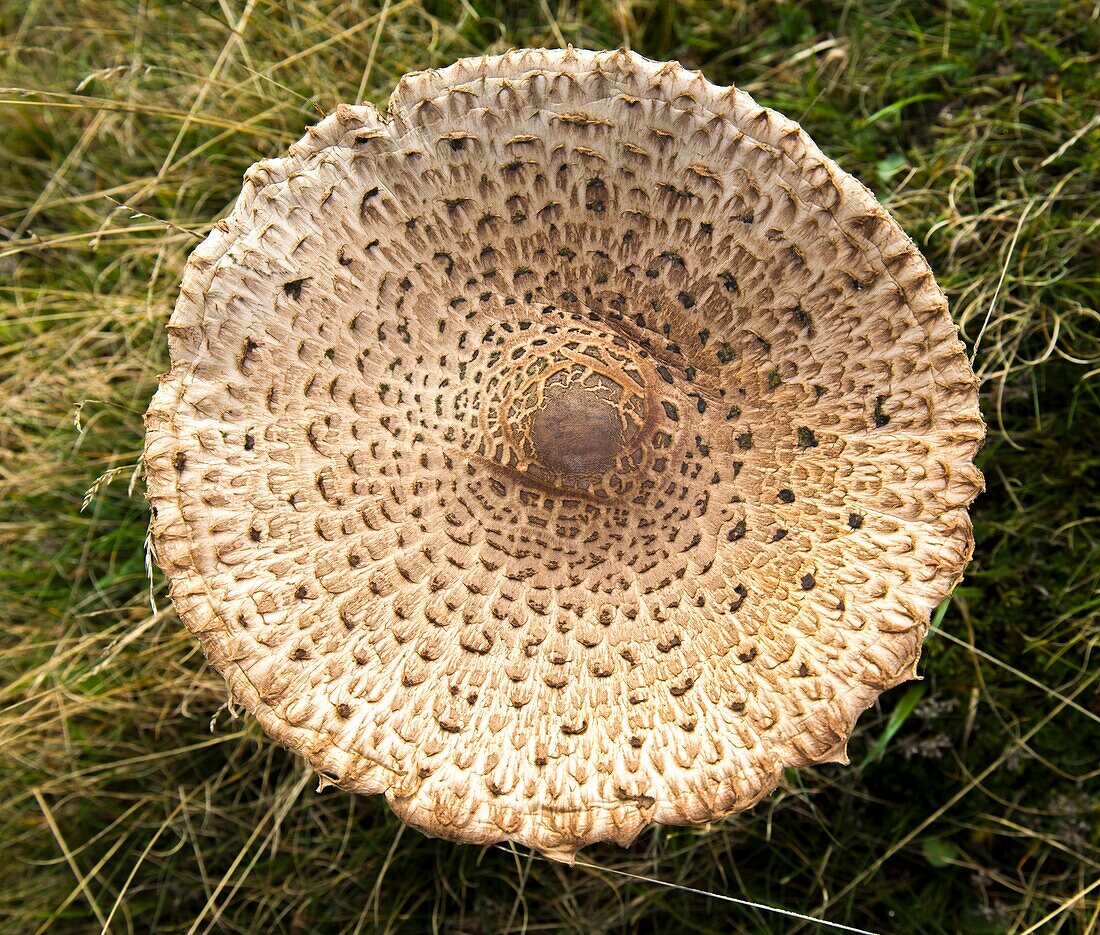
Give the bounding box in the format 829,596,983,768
144,48,984,861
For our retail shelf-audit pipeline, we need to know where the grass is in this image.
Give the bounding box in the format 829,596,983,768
1,0,1098,931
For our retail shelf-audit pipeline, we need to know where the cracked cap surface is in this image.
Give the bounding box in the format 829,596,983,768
144,47,984,861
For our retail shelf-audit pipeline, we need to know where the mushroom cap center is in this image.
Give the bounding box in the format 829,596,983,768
530,386,622,475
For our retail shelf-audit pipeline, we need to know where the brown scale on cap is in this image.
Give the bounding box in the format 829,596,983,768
144,48,985,861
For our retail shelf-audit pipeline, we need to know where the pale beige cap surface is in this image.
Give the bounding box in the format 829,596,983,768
144,48,984,861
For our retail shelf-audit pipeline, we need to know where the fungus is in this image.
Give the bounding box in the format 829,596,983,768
144,48,984,861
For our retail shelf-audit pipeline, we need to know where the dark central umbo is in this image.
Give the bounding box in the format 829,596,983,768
529,385,624,475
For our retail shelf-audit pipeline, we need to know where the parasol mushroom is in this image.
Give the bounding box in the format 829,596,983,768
144,48,984,861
